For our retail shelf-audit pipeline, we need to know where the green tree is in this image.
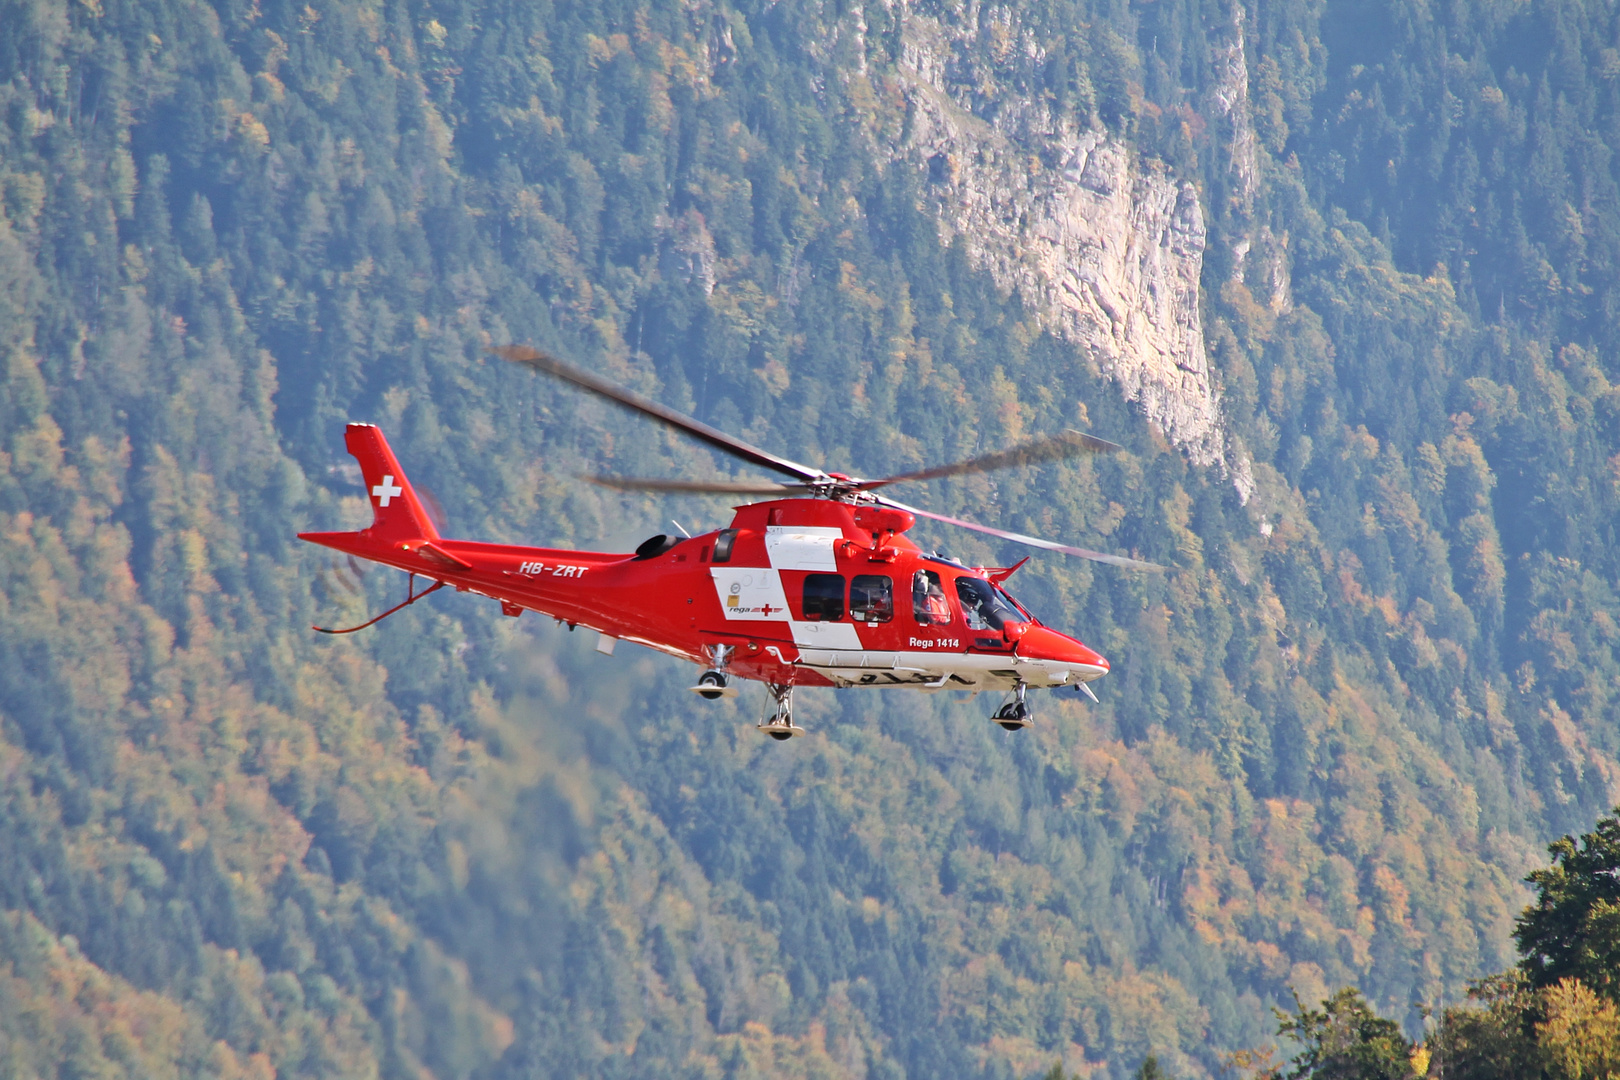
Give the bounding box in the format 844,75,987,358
1275,988,1416,1080
1134,1053,1173,1080
1537,977,1620,1080
1516,809,1620,1001
1427,973,1540,1080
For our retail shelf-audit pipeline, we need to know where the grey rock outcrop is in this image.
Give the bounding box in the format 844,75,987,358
659,208,717,296
880,2,1254,499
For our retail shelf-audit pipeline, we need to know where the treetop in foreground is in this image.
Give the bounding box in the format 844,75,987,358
1516,811,1620,1001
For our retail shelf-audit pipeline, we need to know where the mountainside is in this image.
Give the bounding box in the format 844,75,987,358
3,0,1620,1076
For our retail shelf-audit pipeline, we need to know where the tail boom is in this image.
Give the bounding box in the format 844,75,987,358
298,423,671,650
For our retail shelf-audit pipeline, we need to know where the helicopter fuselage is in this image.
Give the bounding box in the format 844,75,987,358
303,494,1109,693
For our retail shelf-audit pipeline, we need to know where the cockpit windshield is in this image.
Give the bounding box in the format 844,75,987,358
955,576,1026,632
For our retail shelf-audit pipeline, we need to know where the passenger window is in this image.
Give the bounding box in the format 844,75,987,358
850,575,894,623
801,574,846,621
911,569,951,626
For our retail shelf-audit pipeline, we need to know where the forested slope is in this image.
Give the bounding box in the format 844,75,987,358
2,0,1620,1076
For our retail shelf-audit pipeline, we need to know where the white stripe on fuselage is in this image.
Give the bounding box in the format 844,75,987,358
710,567,791,621
790,620,862,649
763,526,843,571
795,648,1106,690
709,528,847,623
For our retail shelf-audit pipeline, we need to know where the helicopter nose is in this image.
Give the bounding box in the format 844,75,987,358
1017,626,1109,675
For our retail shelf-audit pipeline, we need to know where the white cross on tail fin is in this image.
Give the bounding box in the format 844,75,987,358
372,475,403,507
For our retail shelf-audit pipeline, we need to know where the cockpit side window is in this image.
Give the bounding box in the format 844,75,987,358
955,575,1022,631
911,569,951,626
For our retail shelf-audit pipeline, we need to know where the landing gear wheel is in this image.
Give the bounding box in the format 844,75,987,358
992,684,1031,731
757,683,804,740
693,670,730,700
690,646,739,699
758,714,805,740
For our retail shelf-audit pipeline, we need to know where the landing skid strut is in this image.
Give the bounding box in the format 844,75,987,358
314,574,446,635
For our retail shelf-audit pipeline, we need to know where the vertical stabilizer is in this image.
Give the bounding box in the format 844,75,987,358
344,424,441,542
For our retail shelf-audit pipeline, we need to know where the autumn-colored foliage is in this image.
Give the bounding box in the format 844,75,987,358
6,0,1620,1076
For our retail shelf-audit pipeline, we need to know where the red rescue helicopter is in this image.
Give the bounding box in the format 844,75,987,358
299,347,1160,738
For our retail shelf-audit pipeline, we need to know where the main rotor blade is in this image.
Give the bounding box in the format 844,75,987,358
857,429,1122,489
582,474,805,495
878,496,1164,571
493,345,822,483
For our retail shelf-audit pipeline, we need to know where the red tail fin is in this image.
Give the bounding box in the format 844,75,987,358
345,424,440,542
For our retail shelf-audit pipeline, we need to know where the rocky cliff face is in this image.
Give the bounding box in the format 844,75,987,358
1212,8,1259,271
1211,7,1293,315
874,2,1255,500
